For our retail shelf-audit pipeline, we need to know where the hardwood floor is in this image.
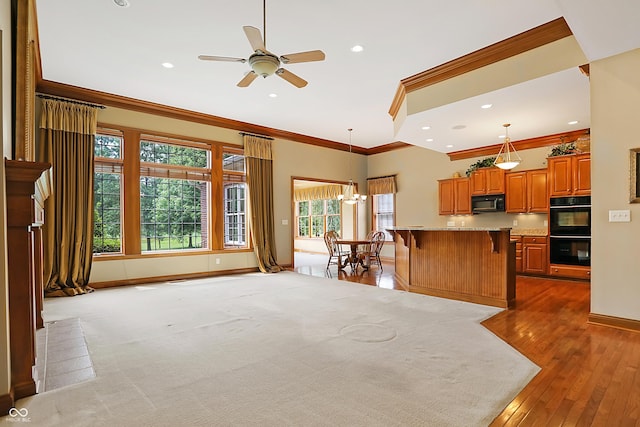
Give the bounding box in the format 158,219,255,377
292,253,640,426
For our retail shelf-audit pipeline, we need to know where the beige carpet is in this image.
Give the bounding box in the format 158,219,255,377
4,272,539,426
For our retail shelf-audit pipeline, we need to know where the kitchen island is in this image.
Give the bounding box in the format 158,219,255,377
388,227,515,308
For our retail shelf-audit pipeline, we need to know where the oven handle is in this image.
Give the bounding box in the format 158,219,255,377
549,205,591,209
550,235,591,239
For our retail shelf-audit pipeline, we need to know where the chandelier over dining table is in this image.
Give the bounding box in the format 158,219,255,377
338,128,367,204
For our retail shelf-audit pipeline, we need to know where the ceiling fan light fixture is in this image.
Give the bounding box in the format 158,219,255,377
248,53,280,77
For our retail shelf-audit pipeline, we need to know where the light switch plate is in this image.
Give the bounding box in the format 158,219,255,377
281,219,289,225
447,221,455,227
609,210,631,222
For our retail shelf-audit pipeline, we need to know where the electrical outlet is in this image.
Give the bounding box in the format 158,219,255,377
513,219,518,226
609,210,631,222
543,220,548,227
447,221,455,227
281,219,289,225
215,258,221,265
460,221,465,227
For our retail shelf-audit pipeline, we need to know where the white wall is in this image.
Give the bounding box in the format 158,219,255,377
0,2,12,400
590,48,640,321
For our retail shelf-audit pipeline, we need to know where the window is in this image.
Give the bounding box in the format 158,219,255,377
223,150,248,248
140,138,210,252
93,131,124,254
296,199,341,237
373,193,395,240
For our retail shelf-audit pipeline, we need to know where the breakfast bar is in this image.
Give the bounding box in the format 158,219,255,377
388,227,515,308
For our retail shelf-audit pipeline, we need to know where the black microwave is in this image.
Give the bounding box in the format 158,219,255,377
471,194,505,213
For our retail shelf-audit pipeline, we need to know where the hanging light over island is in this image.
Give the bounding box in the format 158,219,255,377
494,123,522,170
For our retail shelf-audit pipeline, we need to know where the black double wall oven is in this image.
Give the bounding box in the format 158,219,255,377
549,196,591,266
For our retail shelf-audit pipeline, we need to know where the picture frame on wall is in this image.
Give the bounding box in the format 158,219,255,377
631,148,640,203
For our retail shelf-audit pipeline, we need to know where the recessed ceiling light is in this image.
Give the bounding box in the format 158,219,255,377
268,93,277,98
446,144,454,148
481,104,492,109
113,0,130,7
568,120,578,125
421,126,431,130
452,125,466,130
350,45,364,53
426,138,434,142
162,62,174,68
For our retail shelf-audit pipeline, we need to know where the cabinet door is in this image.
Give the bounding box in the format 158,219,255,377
548,156,573,197
528,169,549,212
523,237,548,275
454,178,471,214
438,179,455,215
505,172,527,213
574,154,591,195
470,169,487,195
513,236,523,273
486,168,505,194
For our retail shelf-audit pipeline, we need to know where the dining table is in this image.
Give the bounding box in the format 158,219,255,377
335,239,371,271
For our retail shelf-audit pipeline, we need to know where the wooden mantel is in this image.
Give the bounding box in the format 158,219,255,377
5,159,51,401
388,227,516,308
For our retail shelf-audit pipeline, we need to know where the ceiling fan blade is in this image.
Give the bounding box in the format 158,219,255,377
276,68,308,88
198,55,246,63
243,26,266,53
280,50,326,64
237,71,258,88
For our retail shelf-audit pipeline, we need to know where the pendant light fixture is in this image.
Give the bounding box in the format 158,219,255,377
337,129,367,205
494,123,522,170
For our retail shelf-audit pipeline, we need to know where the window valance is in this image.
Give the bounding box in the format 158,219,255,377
294,184,343,201
367,175,397,195
39,98,99,136
244,135,273,160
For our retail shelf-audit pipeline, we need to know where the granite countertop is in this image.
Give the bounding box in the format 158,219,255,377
510,228,548,236
388,226,512,232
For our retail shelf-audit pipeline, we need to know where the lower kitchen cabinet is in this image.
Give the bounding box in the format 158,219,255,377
549,264,591,280
513,235,548,275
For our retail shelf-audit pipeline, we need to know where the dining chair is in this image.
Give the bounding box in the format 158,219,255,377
358,231,386,271
324,230,349,270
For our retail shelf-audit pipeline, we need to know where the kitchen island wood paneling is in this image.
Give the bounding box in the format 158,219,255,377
389,227,515,308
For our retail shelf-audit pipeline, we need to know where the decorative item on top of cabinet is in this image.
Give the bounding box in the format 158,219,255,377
548,153,590,197
505,169,548,213
438,177,471,215
470,167,505,195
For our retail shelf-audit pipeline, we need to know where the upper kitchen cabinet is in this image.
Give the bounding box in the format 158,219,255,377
548,153,591,197
470,167,505,195
438,177,471,215
506,169,548,213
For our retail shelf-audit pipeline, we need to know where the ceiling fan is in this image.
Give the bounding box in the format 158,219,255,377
198,0,325,88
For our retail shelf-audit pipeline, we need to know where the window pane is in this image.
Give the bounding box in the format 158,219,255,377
311,200,325,215
298,217,310,237
93,172,122,253
223,153,245,172
140,177,207,251
374,193,395,240
140,140,208,167
224,183,247,247
327,215,340,232
327,199,340,215
298,201,309,216
94,134,122,159
311,216,324,237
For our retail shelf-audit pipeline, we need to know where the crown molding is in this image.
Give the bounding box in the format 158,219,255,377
36,79,371,155
388,17,573,120
446,128,589,161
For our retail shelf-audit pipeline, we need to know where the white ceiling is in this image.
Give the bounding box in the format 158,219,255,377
35,0,640,151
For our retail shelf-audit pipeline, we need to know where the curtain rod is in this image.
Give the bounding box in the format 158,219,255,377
239,131,274,140
36,93,106,109
367,174,397,180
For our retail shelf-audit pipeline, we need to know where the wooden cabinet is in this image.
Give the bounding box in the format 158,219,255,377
549,264,591,280
523,236,548,275
438,177,471,215
470,167,505,195
512,235,548,275
512,236,523,273
548,153,591,197
505,169,548,213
